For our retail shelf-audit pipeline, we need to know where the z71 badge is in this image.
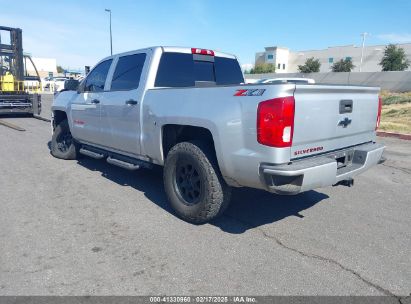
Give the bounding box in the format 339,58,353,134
234,89,266,96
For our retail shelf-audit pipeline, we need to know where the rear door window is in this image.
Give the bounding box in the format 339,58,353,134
111,53,146,91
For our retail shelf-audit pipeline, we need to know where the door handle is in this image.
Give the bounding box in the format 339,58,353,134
90,99,100,104
125,99,138,105
339,99,353,114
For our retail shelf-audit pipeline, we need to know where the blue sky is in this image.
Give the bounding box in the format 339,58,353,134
1,0,411,70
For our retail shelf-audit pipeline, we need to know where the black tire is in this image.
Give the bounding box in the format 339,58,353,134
163,141,232,224
51,119,79,160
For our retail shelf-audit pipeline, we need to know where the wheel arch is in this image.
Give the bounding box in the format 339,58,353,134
162,124,216,159
52,110,68,129
160,124,230,178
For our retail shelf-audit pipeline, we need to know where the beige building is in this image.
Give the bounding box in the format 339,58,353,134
255,43,411,73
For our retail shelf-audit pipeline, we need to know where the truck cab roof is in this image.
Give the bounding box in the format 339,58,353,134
98,46,237,63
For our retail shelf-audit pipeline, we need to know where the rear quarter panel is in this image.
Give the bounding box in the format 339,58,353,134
141,84,295,188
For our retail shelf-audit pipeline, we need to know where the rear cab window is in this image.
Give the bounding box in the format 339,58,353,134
155,52,244,87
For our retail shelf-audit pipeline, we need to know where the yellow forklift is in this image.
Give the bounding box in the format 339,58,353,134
0,26,41,115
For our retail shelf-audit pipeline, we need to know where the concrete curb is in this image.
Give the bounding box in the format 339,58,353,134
377,131,411,140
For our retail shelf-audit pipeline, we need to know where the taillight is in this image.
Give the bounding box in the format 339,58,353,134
191,48,215,56
257,96,295,147
376,96,382,130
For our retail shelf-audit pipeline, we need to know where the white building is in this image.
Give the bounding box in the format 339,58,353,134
255,46,290,73
25,57,57,78
255,43,411,73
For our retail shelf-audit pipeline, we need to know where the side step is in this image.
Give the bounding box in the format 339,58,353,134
79,148,105,159
107,156,140,170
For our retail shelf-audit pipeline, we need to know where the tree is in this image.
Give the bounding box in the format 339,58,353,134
249,63,276,74
332,58,355,72
379,44,410,71
57,65,65,73
298,57,321,73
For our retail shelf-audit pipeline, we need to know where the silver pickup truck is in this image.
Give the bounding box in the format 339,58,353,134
51,46,385,223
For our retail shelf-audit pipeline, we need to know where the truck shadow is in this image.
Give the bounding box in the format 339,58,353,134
76,157,329,234
211,188,328,234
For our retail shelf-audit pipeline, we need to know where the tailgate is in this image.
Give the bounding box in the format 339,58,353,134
291,85,380,159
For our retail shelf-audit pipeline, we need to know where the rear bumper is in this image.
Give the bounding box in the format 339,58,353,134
260,142,385,195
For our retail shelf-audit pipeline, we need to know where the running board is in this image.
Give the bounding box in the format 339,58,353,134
79,148,105,159
107,156,140,170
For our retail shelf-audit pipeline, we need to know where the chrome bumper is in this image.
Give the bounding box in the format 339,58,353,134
260,142,385,195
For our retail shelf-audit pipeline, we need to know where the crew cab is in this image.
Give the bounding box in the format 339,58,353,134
51,46,384,223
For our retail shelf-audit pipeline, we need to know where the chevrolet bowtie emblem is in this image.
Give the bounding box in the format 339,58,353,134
338,117,352,128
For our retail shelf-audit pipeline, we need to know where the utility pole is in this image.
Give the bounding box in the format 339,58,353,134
360,32,369,72
105,9,113,56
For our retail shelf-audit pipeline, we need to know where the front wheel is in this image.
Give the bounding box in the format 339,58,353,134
163,141,232,224
51,119,79,160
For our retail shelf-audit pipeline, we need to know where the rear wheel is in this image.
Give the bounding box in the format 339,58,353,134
51,119,79,160
163,141,231,224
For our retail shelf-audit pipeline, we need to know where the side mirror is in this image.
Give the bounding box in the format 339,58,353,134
64,79,80,91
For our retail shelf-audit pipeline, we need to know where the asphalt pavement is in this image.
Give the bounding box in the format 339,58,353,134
0,96,410,298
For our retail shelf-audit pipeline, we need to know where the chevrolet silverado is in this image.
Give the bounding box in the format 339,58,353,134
51,46,384,223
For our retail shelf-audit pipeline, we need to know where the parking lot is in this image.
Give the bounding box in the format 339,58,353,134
0,94,410,297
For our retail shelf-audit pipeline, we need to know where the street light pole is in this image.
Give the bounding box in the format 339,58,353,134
105,9,112,56
359,32,368,72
